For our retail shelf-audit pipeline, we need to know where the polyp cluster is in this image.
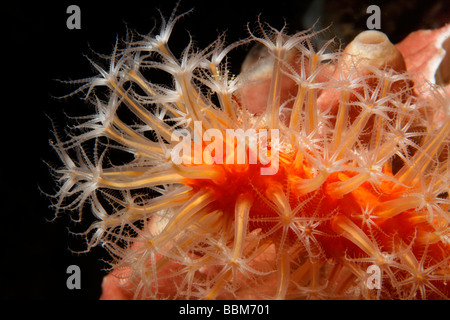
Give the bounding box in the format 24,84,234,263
49,12,450,299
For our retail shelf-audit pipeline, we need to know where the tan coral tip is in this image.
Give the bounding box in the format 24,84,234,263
343,30,406,73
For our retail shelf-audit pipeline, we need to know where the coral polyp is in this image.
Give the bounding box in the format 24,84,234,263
49,11,450,300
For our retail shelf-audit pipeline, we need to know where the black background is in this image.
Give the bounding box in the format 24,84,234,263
3,0,448,300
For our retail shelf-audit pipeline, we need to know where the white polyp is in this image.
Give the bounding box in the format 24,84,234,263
343,30,406,73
